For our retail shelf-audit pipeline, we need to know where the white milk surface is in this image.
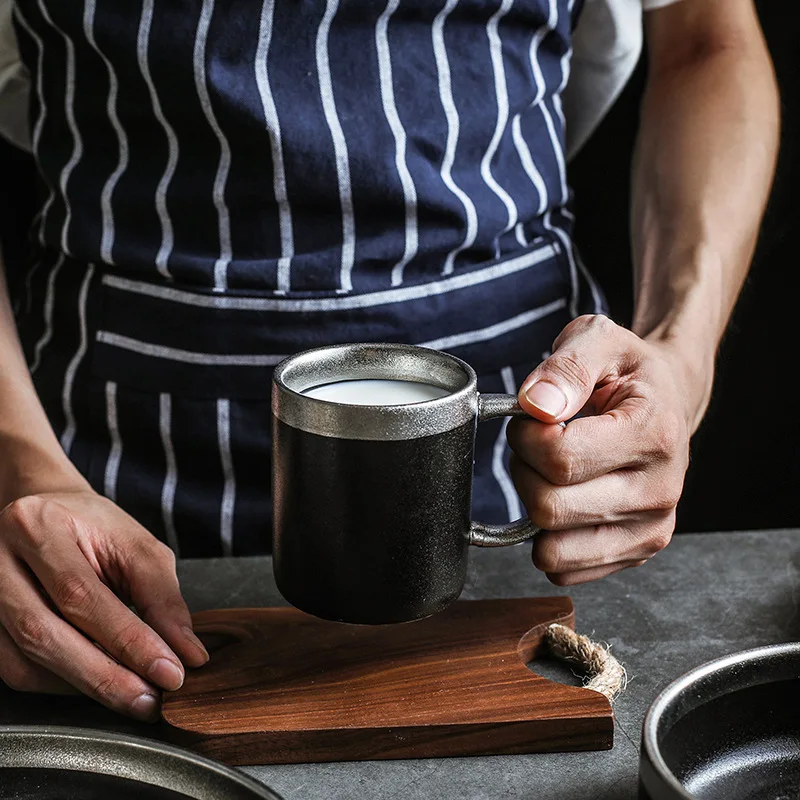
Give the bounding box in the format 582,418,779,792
303,379,450,406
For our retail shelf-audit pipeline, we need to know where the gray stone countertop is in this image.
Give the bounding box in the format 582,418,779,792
2,529,799,799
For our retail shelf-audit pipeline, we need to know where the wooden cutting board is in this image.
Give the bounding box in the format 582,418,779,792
161,598,613,765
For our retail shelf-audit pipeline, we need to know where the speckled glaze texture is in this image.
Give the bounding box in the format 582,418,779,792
0,726,283,799
272,343,477,441
271,343,540,623
273,418,475,624
638,643,800,800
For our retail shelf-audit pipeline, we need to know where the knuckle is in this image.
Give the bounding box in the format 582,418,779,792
11,611,50,658
584,313,616,334
142,593,187,628
544,444,579,486
52,573,94,617
2,665,35,693
648,413,684,461
135,538,175,570
162,593,189,617
2,674,27,693
546,571,572,587
530,486,566,531
532,534,564,573
545,350,593,391
88,672,123,706
560,313,613,340
108,621,149,667
0,496,44,542
646,521,675,556
662,484,684,512
1,496,76,551
653,478,684,513
154,540,177,569
553,316,583,343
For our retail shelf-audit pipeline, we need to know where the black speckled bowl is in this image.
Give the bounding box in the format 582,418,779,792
639,643,800,800
0,726,283,800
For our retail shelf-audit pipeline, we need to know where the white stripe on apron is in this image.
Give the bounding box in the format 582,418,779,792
137,0,178,281
433,0,479,276
194,0,233,292
316,0,356,294
29,251,64,374
482,0,518,256
101,240,559,312
255,0,295,295
492,365,523,522
419,297,566,351
11,5,50,248
158,392,181,555
84,0,129,266
104,381,122,502
377,0,419,288
37,0,82,257
217,398,236,557
60,263,94,455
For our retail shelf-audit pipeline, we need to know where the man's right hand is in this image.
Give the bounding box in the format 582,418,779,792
0,490,208,721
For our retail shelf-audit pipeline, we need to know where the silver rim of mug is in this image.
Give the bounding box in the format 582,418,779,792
271,343,478,441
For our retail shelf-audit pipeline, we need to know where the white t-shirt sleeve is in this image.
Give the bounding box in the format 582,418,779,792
641,0,686,10
0,0,32,153
563,0,687,160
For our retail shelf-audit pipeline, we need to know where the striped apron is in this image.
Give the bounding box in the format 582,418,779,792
10,0,604,557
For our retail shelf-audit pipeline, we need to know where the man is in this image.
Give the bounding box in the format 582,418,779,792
0,0,779,722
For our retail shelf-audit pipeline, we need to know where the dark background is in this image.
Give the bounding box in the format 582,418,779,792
1,1,797,533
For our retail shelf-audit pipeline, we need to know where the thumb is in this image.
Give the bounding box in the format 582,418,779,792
518,316,623,422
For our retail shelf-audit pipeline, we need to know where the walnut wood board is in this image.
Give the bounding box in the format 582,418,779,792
161,598,613,765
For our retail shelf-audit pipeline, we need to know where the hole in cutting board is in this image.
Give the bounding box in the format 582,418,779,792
193,630,242,655
526,655,584,687
517,621,585,688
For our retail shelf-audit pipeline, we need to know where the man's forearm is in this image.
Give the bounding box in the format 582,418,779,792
0,257,89,507
631,2,779,430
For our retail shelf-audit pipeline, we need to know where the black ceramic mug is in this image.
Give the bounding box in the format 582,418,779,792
271,343,540,624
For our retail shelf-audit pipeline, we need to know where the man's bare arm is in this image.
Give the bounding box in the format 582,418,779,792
0,259,89,505
632,0,779,430
509,0,778,585
0,256,207,716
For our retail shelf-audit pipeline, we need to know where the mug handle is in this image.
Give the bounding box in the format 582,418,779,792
469,393,542,547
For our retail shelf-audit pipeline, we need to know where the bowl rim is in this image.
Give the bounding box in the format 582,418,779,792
0,724,283,800
640,641,800,799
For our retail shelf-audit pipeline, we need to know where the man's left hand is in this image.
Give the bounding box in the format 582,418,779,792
508,314,699,585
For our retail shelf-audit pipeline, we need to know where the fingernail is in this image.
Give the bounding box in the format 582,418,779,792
182,626,210,664
147,658,184,691
524,381,568,418
130,693,160,722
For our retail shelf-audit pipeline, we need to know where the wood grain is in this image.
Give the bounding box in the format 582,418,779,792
161,598,613,765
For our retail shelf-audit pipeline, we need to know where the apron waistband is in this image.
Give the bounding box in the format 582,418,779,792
24,238,574,400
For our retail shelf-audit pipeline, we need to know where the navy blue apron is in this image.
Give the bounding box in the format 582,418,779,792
11,0,604,557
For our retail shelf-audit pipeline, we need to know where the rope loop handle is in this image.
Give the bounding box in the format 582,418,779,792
542,623,627,701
